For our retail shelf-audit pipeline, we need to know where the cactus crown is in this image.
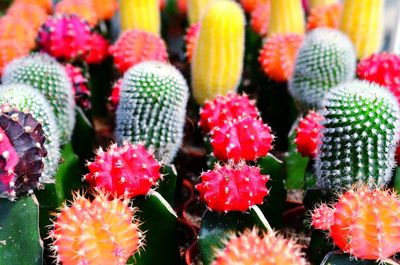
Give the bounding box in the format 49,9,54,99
289,28,356,111
316,80,400,190
2,53,75,145
116,61,189,164
0,84,60,183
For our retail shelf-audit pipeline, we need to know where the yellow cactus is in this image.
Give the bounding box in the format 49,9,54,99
309,0,337,8
120,0,160,35
188,0,214,25
340,0,383,59
268,0,305,35
191,0,245,105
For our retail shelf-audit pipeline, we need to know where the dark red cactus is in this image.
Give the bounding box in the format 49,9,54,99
295,111,324,158
64,64,91,110
196,162,269,212
109,78,122,111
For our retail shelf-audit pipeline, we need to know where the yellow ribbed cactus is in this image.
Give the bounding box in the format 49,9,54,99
340,0,383,59
268,0,305,35
188,0,215,25
120,0,160,35
309,0,337,8
191,0,245,105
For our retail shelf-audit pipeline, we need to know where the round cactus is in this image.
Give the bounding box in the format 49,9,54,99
0,105,47,200
115,61,189,164
213,229,307,265
55,0,98,26
307,3,343,31
2,53,76,145
64,64,91,111
316,80,400,190
312,186,400,261
85,143,161,198
91,0,119,20
199,92,259,134
0,15,37,50
211,117,273,162
109,30,168,73
14,0,52,13
295,111,324,158
7,2,49,31
84,32,109,64
250,1,270,36
196,162,269,212
184,23,200,63
289,28,356,111
0,84,60,183
37,14,92,61
0,39,29,75
258,33,304,82
50,190,143,265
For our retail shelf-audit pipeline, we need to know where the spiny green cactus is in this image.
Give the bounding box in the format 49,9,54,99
288,28,356,112
115,61,189,164
2,53,75,145
0,84,60,183
316,80,400,190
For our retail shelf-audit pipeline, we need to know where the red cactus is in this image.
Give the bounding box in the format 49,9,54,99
213,229,307,265
199,92,259,134
50,190,142,265
250,1,270,36
84,32,109,64
211,117,273,162
196,162,269,212
240,0,269,13
85,143,162,198
295,111,324,158
109,78,123,111
185,23,200,63
64,64,91,110
312,186,400,261
307,3,343,31
109,30,168,73
37,14,92,61
258,34,304,82
55,0,98,26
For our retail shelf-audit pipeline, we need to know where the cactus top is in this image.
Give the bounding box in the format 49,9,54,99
316,80,400,190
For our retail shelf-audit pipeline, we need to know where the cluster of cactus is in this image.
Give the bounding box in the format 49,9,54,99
120,0,160,35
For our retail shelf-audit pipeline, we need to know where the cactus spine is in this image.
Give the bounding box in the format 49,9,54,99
115,61,189,164
191,0,245,105
316,81,400,190
120,0,160,35
268,0,305,35
339,0,383,59
187,0,213,25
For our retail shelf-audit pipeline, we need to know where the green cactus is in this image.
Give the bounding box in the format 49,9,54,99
316,80,400,190
0,84,60,183
289,28,356,112
2,53,75,145
115,61,189,164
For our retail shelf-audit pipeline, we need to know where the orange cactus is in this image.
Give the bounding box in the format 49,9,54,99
240,0,269,13
250,1,270,36
50,190,143,265
0,39,29,75
258,34,304,82
14,0,52,13
307,3,343,31
185,23,200,63
92,0,119,20
7,3,48,31
312,186,400,261
0,15,37,50
55,0,98,26
213,229,307,265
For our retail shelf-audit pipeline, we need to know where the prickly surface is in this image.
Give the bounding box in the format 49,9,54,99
115,61,189,164
0,84,60,183
2,53,75,145
84,32,109,64
64,64,91,110
185,23,200,63
295,111,324,158
85,143,161,198
289,28,356,111
316,81,400,190
307,3,342,31
250,1,270,36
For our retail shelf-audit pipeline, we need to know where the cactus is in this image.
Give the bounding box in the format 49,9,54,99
308,0,337,8
109,30,168,73
196,162,269,212
316,80,400,190
268,0,305,35
64,64,91,110
109,78,123,111
199,92,259,133
91,0,118,20
187,0,214,25
288,28,356,111
307,3,342,31
85,143,161,198
37,14,92,61
84,32,109,64
2,53,76,145
7,2,48,31
0,39,29,75
213,229,307,265
55,0,98,26
185,23,200,63
0,106,47,200
191,0,245,105
14,0,52,13
258,34,304,82
0,15,36,50
250,1,270,36
0,84,60,183
340,0,383,59
115,61,189,164
240,0,268,13
211,117,273,162
50,190,143,265
120,0,160,35
312,186,400,261
295,111,324,158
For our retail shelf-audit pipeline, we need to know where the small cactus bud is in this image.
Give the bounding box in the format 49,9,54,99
295,111,324,158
